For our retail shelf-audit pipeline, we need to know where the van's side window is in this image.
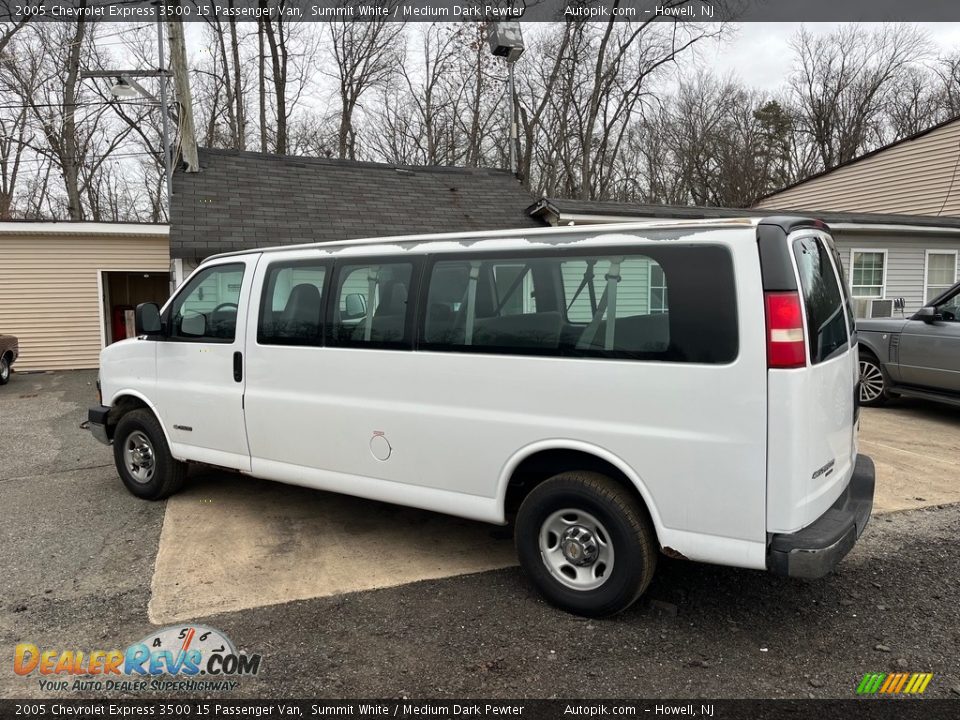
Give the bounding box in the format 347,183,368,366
258,262,327,346
330,262,414,346
793,237,849,364
561,257,666,323
169,263,245,342
422,248,735,363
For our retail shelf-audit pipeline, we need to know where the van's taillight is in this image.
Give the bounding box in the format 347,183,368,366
765,291,806,369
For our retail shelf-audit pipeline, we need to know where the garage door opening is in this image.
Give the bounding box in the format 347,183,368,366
100,271,171,345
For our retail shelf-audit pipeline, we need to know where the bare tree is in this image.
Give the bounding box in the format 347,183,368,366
0,105,27,218
887,65,942,140
790,23,930,170
0,0,31,59
326,15,403,159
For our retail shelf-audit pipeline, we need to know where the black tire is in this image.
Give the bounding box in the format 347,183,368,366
0,355,9,385
859,350,891,407
113,409,187,500
515,471,657,617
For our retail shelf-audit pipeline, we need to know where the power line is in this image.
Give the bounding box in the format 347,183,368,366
7,151,160,165
0,100,159,110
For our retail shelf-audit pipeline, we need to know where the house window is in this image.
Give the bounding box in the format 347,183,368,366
925,251,957,303
850,250,886,298
648,263,668,314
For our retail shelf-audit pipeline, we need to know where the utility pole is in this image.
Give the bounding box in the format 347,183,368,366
167,17,199,173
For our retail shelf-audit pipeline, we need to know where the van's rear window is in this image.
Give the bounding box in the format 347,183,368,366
793,237,850,364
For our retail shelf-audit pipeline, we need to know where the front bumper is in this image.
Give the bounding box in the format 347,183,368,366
87,405,111,445
768,454,875,579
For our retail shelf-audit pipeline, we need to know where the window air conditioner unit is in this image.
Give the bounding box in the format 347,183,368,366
868,299,894,318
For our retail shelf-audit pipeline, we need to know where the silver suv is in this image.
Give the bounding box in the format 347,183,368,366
857,281,960,407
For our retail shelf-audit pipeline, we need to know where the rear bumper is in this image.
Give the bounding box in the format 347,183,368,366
768,454,875,579
87,405,112,445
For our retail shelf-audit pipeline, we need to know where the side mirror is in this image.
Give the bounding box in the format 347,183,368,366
915,306,941,323
135,303,162,336
181,312,207,337
344,293,367,320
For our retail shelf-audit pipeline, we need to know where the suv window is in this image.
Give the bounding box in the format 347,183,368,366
935,286,960,322
259,262,327,345
330,262,414,346
169,263,245,342
793,237,849,364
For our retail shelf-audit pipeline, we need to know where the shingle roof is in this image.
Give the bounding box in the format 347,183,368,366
528,198,960,231
171,148,540,259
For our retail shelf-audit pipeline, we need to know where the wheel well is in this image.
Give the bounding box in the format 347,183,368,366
106,395,150,437
858,343,878,360
504,448,655,528
1,350,12,363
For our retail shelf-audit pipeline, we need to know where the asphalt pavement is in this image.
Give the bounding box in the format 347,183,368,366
1,370,958,700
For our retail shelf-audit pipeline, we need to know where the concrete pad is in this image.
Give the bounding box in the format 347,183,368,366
859,400,960,513
148,470,516,624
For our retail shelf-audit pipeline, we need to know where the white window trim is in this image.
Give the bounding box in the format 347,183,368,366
849,248,888,299
922,249,958,305
647,263,667,314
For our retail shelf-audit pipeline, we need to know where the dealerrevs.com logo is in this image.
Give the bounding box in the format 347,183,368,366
14,624,261,693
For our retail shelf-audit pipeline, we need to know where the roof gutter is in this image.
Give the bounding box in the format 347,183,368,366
828,222,960,236
0,222,169,237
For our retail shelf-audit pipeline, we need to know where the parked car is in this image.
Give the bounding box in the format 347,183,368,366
858,280,960,408
0,333,18,385
87,217,874,617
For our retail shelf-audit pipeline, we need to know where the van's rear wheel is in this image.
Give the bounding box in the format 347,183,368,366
113,409,186,500
515,471,657,617
859,352,890,407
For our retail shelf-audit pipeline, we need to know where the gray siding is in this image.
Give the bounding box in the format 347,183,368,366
831,230,960,317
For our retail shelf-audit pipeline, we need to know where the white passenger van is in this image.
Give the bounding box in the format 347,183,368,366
89,216,874,616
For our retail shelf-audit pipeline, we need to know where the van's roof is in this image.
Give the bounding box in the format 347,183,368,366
205,216,815,261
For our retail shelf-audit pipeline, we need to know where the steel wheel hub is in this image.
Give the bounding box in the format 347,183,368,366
539,509,614,591
123,431,155,484
560,525,599,566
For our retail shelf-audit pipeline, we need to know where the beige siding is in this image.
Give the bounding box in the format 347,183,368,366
0,231,169,371
757,119,960,216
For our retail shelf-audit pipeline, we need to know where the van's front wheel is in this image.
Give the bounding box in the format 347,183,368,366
113,409,186,500
515,471,657,617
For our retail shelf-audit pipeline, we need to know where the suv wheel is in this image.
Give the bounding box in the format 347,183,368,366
0,356,9,385
113,409,187,500
859,352,890,407
515,471,657,617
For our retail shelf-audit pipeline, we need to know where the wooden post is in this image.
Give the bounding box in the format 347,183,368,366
167,17,199,173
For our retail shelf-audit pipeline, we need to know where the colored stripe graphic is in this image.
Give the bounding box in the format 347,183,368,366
857,673,886,694
857,672,933,695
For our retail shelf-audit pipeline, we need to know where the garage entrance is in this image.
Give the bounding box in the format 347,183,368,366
100,271,171,345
